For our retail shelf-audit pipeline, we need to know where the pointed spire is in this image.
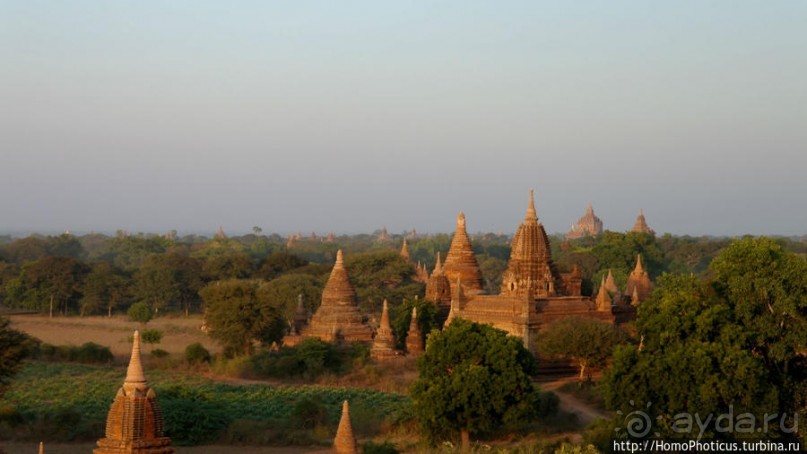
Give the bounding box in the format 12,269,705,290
335,249,345,267
406,306,424,355
634,254,644,274
586,201,594,214
380,299,391,330
217,225,225,239
125,330,147,390
596,276,612,311
39,442,44,454
525,189,538,222
334,400,358,454
400,238,411,261
605,269,618,293
433,252,443,275
632,287,640,306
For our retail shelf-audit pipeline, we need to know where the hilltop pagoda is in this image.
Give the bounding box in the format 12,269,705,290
94,331,173,454
287,250,372,344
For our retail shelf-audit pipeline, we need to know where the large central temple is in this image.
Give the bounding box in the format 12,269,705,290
428,190,634,351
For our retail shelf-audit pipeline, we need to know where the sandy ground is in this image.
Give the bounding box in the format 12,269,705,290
539,377,609,426
1,442,331,453
6,314,221,359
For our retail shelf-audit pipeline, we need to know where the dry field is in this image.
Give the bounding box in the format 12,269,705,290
6,314,221,359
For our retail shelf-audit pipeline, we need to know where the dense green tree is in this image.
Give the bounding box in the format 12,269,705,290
80,262,129,316
0,236,48,264
257,273,322,322
127,302,153,324
101,235,173,270
345,251,425,313
603,238,806,441
199,279,286,356
256,252,309,280
476,255,507,294
538,316,629,381
411,319,541,450
44,234,85,259
0,316,37,394
201,252,256,281
132,253,202,315
4,256,89,315
591,231,664,278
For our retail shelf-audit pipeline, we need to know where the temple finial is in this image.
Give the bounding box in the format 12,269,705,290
335,249,344,266
334,400,358,453
125,330,147,389
456,211,466,228
433,252,443,274
39,442,44,454
525,189,538,221
634,254,644,273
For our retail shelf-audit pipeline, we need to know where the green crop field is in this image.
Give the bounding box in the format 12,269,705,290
0,362,409,445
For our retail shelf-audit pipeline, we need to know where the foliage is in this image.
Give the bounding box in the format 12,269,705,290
127,302,153,324
131,253,202,314
257,252,310,280
3,256,90,314
0,317,37,391
591,231,664,278
0,361,407,445
603,238,807,441
140,329,163,345
33,342,113,364
345,251,425,313
201,252,256,281
185,342,211,364
199,279,286,356
79,262,129,316
391,298,439,351
258,273,323,322
538,316,629,380
411,319,546,449
362,440,400,454
250,339,369,379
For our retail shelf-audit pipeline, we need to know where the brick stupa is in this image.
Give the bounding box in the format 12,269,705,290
443,212,484,294
400,238,411,261
595,276,612,311
405,307,424,356
425,252,451,310
500,190,564,297
604,269,618,294
297,250,372,343
94,331,173,454
370,300,397,359
334,400,358,454
625,254,653,303
631,209,655,236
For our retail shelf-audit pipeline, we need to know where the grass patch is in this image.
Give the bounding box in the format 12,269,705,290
557,381,606,411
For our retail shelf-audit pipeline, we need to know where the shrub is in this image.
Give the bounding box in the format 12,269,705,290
127,302,152,324
150,348,169,358
185,343,211,364
74,343,114,364
290,397,329,430
140,329,163,346
362,441,400,454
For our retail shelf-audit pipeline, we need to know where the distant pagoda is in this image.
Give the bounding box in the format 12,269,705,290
405,307,424,356
631,209,655,236
94,331,173,454
425,252,451,308
625,254,653,303
566,203,604,240
370,299,398,359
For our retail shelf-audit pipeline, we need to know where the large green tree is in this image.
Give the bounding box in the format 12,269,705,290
603,237,806,442
257,273,322,322
4,256,89,315
132,253,202,315
0,316,37,393
411,319,542,450
80,262,129,316
199,279,286,356
345,251,425,313
538,316,629,381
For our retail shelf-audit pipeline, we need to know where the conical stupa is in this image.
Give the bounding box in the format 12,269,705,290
405,307,424,356
604,269,618,294
299,250,373,343
500,190,563,297
443,212,484,294
400,238,411,261
334,401,358,454
425,252,451,306
595,276,612,311
625,254,653,303
370,300,397,359
631,209,655,236
94,331,173,454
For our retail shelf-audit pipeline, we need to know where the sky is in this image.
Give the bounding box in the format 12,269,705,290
1,1,806,237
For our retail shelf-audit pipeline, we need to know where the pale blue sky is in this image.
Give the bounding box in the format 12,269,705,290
1,1,805,236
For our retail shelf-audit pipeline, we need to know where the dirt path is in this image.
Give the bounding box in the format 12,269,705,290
539,377,610,427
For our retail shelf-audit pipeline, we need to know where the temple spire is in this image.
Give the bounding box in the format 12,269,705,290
335,249,345,267
400,238,411,261
634,254,644,274
596,276,612,311
334,400,358,454
39,442,44,454
433,252,443,275
525,189,538,222
125,330,147,390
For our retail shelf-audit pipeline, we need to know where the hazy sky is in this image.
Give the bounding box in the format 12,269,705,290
2,1,805,236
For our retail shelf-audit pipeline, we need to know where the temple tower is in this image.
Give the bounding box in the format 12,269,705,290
566,203,604,239
604,270,618,294
400,238,411,261
94,331,173,454
625,254,653,303
425,252,451,306
500,190,563,298
595,276,612,311
443,212,484,294
405,307,424,356
298,250,373,343
370,300,397,359
334,401,358,454
631,209,655,236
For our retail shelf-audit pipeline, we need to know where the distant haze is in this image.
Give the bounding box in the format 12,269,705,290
2,2,806,236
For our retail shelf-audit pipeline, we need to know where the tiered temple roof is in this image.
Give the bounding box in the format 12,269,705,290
625,254,653,303
94,331,173,454
566,203,604,239
297,250,372,343
370,300,397,359
631,209,655,236
500,190,563,298
405,307,424,356
334,401,358,454
443,212,484,294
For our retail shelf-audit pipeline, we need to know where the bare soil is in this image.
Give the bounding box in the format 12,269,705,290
6,314,220,359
